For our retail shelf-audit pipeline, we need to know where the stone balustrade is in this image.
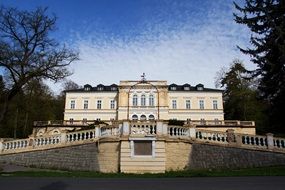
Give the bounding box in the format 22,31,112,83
189,120,255,126
66,129,97,142
101,126,121,137
3,139,29,151
273,137,285,149
130,121,157,135
34,120,255,127
1,121,285,155
240,134,268,148
195,130,228,144
168,126,189,138
34,135,61,147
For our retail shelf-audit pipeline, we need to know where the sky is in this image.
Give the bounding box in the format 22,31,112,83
1,0,253,93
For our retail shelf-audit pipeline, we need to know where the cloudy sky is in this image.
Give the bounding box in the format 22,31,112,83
1,0,253,92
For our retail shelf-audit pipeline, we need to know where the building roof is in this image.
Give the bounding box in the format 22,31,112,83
168,83,223,92
65,83,223,93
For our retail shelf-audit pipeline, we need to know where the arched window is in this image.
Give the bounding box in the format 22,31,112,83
149,115,155,121
141,94,146,106
140,115,147,121
149,94,154,106
133,95,138,106
132,115,138,121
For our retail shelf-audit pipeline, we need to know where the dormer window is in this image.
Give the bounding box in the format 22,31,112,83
196,84,204,91
184,86,190,90
84,84,92,91
197,86,203,91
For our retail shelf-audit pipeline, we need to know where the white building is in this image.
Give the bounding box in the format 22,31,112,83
64,78,224,122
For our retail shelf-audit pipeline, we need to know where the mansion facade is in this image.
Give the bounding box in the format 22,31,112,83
64,79,224,122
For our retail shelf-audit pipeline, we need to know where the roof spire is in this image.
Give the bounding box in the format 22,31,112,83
141,73,146,81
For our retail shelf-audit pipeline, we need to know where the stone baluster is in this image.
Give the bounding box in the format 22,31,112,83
95,126,100,138
189,126,196,139
122,121,130,136
61,132,67,144
156,121,163,136
226,129,236,145
0,139,4,152
266,133,274,150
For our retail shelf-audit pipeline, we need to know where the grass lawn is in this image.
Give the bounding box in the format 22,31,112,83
1,166,285,178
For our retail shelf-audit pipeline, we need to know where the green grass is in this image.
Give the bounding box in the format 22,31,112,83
1,166,285,178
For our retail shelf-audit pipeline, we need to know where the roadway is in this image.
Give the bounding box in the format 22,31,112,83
0,176,284,190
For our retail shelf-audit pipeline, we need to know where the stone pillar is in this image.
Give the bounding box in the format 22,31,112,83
60,132,67,144
157,121,168,136
122,121,130,136
95,126,100,138
226,129,236,144
28,137,35,148
189,126,196,139
235,134,243,146
156,121,163,136
118,123,123,136
266,133,274,150
0,139,4,152
162,123,168,136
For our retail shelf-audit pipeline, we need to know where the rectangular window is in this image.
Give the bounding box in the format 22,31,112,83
213,100,218,109
186,100,191,109
134,141,152,156
133,95,138,106
110,100,115,109
199,100,204,109
97,100,102,109
141,95,146,106
83,100,88,109
70,100,75,109
149,95,154,106
172,100,177,109
82,118,87,124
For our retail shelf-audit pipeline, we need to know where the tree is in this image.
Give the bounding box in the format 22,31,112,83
216,60,269,133
0,7,79,127
234,0,285,133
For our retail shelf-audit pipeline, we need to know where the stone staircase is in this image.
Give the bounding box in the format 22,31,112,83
0,121,285,173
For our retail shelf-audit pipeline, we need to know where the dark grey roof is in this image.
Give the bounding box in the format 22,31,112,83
65,83,223,92
168,83,223,92
65,84,118,92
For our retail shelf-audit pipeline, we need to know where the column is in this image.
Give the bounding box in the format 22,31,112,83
60,132,67,144
266,133,274,150
122,121,130,136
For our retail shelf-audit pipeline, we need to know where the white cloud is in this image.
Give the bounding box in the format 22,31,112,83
51,0,254,93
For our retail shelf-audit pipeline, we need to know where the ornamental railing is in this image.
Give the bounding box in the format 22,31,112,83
195,129,228,144
1,121,285,155
33,120,255,127
130,121,157,136
168,125,189,138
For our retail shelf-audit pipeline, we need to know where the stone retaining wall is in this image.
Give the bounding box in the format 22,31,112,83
165,141,192,171
189,143,285,169
1,139,285,173
0,140,120,173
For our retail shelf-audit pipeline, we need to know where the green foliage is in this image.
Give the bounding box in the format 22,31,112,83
234,0,285,133
0,6,78,127
217,60,269,134
0,79,66,138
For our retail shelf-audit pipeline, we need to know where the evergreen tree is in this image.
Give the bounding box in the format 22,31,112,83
217,60,269,134
234,0,285,133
